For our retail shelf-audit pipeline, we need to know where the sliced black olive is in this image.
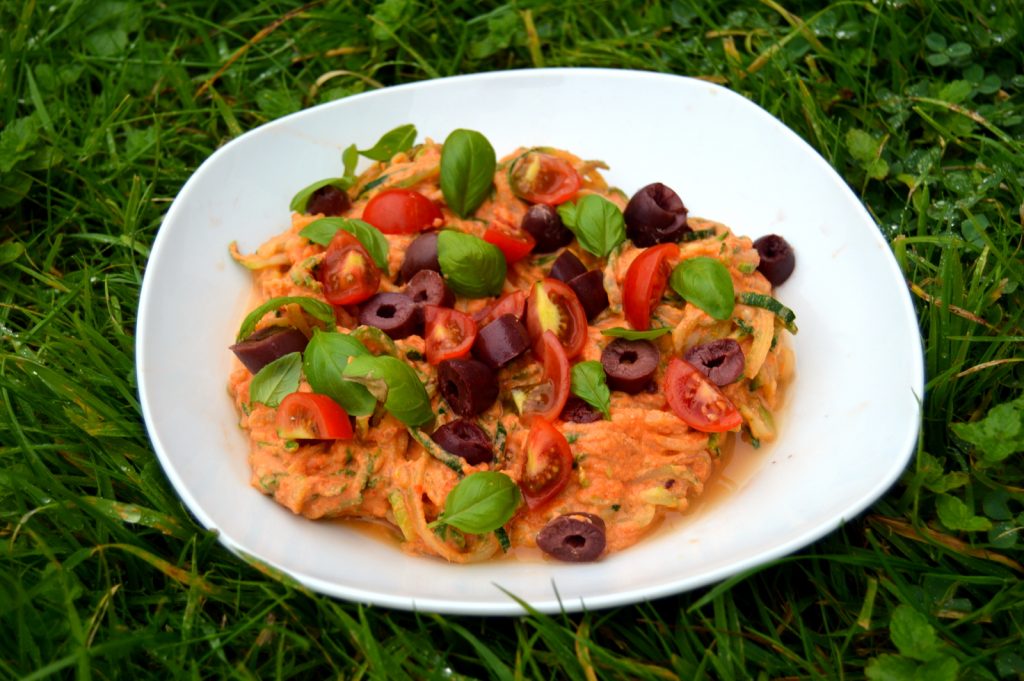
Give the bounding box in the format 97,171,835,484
431,419,493,466
399,231,440,283
358,292,419,339
623,182,690,247
405,269,454,309
229,327,309,374
437,358,499,417
305,185,351,216
753,234,795,286
601,338,660,394
560,396,603,423
536,512,607,562
549,250,587,283
684,339,745,386
521,203,573,253
472,314,530,369
567,270,609,321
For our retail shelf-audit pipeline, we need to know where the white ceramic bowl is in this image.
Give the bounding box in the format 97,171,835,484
137,68,923,615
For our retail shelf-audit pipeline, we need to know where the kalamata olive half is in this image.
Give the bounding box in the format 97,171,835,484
536,512,607,562
623,182,690,247
229,326,309,374
405,269,454,309
601,338,660,394
567,270,609,321
399,231,440,283
358,292,419,339
549,250,587,283
431,419,493,465
472,314,530,368
560,396,602,423
437,358,499,417
521,203,574,253
684,339,745,386
305,185,351,216
753,234,795,286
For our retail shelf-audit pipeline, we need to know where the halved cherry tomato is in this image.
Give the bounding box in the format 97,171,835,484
319,230,380,305
424,305,477,364
520,416,573,509
664,358,743,433
474,289,527,327
483,223,535,264
521,330,570,422
623,243,680,330
508,152,581,205
276,392,353,440
525,278,588,358
361,188,442,234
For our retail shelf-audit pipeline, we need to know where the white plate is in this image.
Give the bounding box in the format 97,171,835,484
137,68,923,615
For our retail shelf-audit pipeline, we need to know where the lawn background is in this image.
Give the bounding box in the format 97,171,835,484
3,0,1024,678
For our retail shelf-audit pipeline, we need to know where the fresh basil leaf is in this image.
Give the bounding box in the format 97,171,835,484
557,194,625,258
601,326,672,340
670,257,735,320
289,178,352,213
342,143,359,178
350,325,399,357
302,329,376,416
433,471,521,535
570,360,611,419
236,296,335,342
359,124,417,162
342,354,434,428
437,229,506,297
440,128,496,218
299,217,390,271
249,352,301,407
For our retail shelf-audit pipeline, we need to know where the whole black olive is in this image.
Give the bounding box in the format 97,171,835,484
536,512,607,562
305,185,351,216
601,338,660,394
399,231,440,283
684,339,745,386
229,327,309,374
437,358,499,417
623,182,690,247
549,250,587,283
560,396,603,423
472,314,530,368
753,234,795,286
521,204,574,253
431,419,493,465
405,269,454,309
358,292,419,339
567,270,609,321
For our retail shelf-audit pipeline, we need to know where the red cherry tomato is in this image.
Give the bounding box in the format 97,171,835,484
483,223,536,263
474,289,527,327
424,305,477,364
521,330,570,422
509,152,581,205
361,188,442,234
623,243,680,330
319,230,380,305
276,392,353,440
520,416,574,508
525,278,588,358
664,358,743,433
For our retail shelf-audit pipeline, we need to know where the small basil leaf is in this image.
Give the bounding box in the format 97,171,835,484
570,360,611,420
440,128,496,218
289,178,353,213
437,229,506,297
298,217,390,270
670,257,735,320
236,296,335,342
342,355,434,428
359,124,417,162
557,194,625,258
342,143,359,178
302,329,376,416
601,326,672,341
434,471,521,535
249,352,302,407
350,325,399,357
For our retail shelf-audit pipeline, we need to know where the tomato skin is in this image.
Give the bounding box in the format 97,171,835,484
319,230,380,305
522,330,571,422
664,358,743,433
424,305,477,364
483,224,535,263
474,289,527,327
520,416,574,509
623,243,680,330
525,278,588,358
276,392,353,440
509,152,581,205
362,188,443,234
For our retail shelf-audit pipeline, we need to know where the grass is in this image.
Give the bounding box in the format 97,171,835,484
2,0,1024,678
